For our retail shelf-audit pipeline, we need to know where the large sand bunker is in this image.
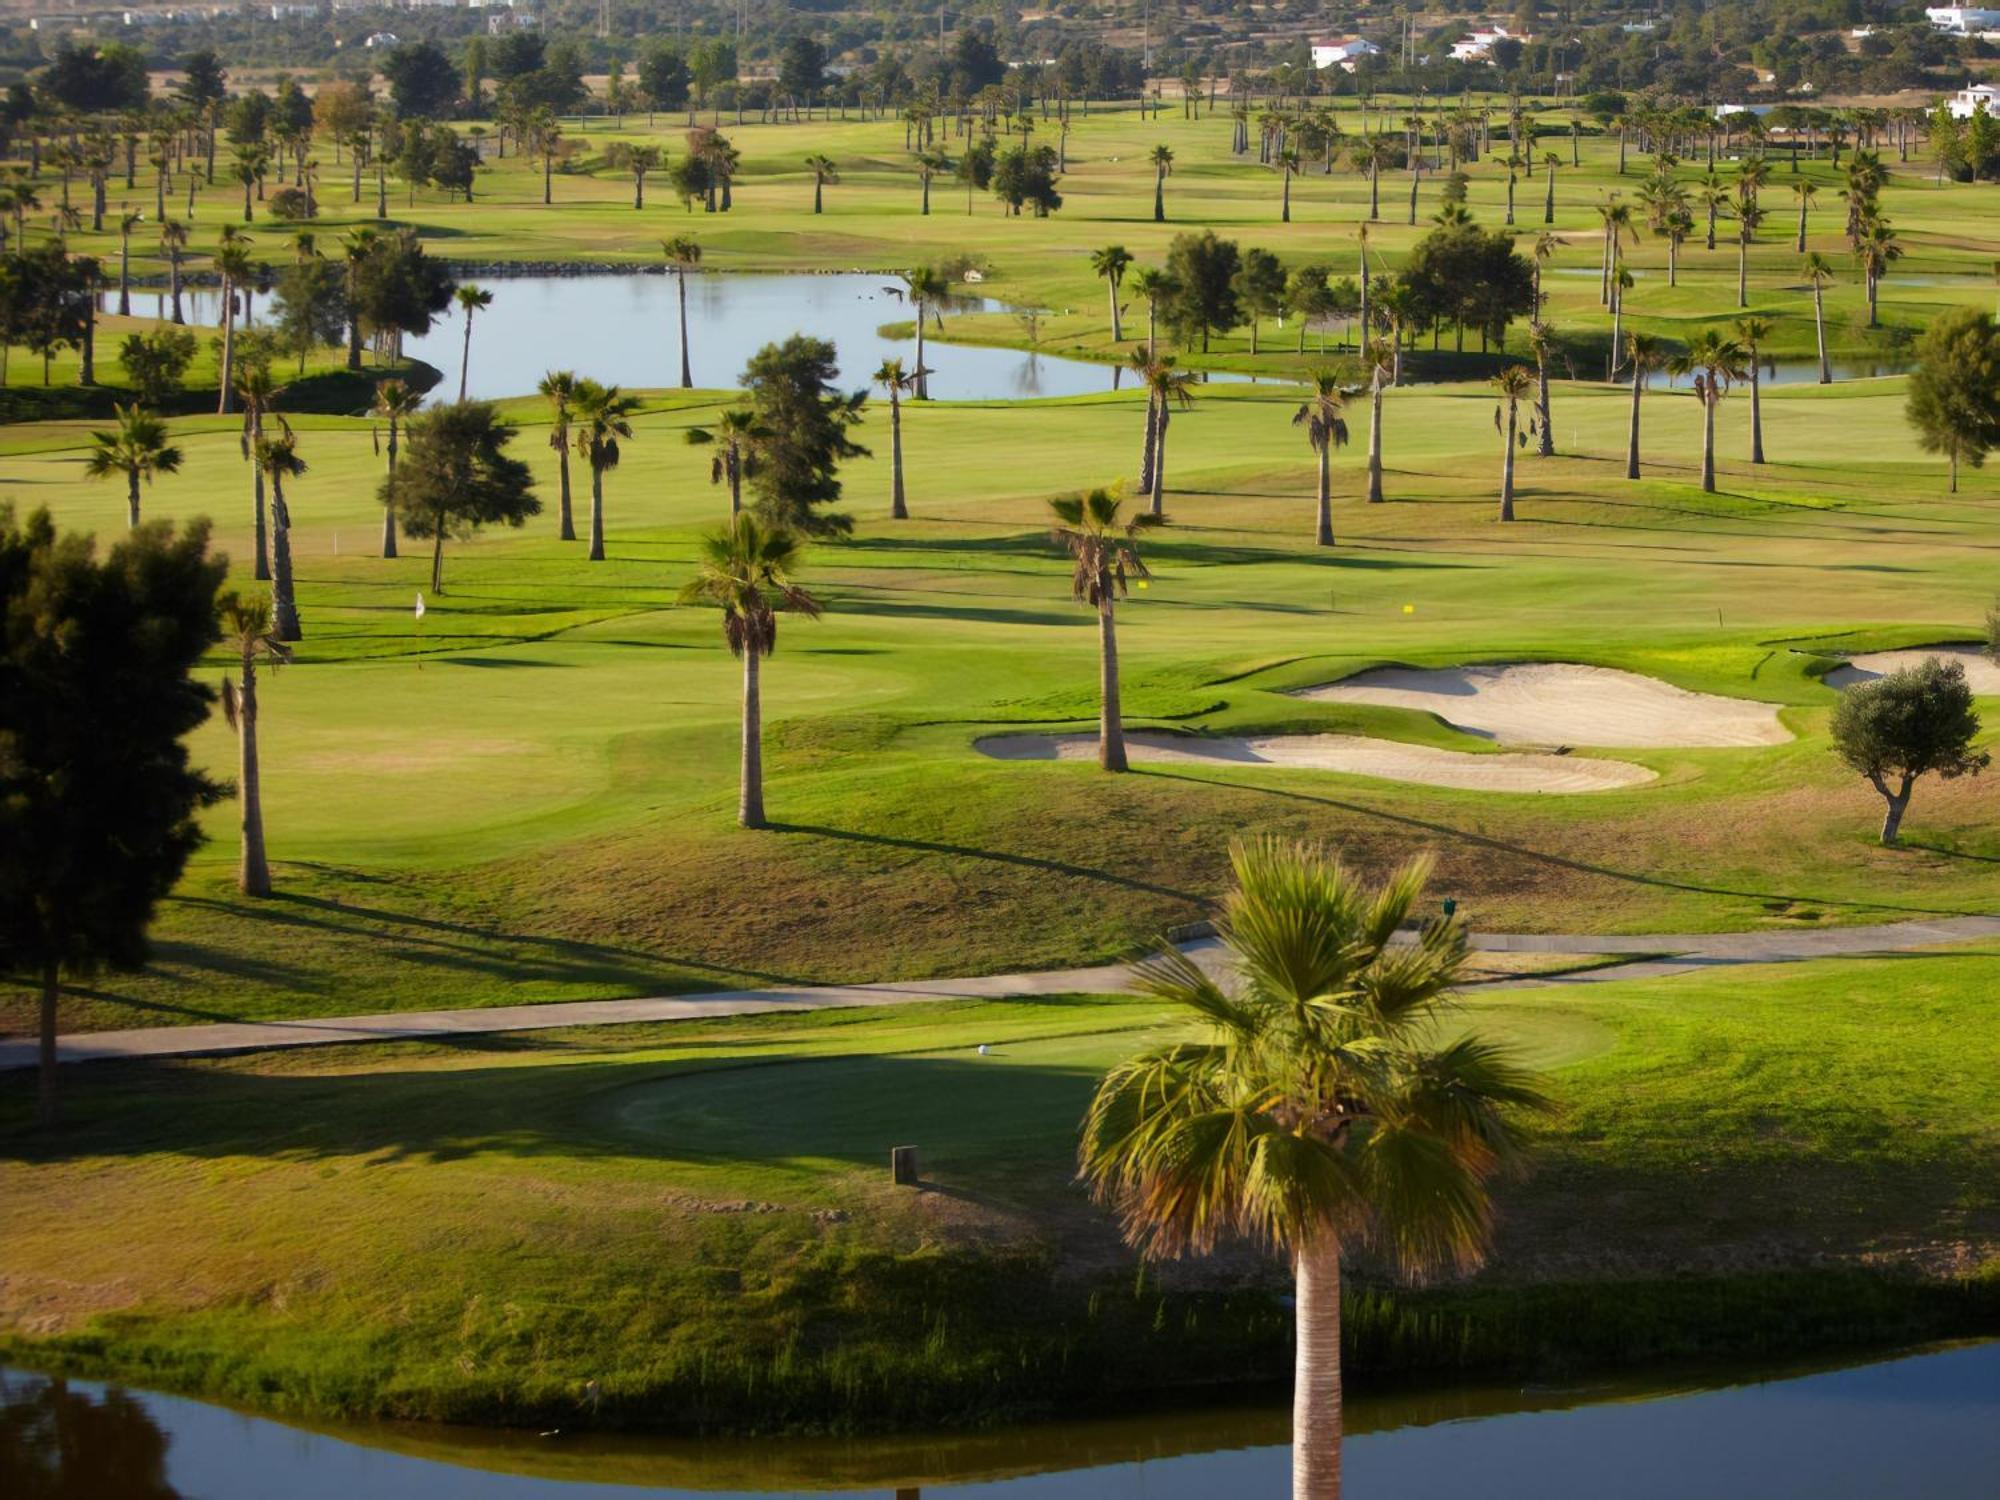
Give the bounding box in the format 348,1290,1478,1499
1822,645,2000,696
1298,663,1789,748
978,732,1655,794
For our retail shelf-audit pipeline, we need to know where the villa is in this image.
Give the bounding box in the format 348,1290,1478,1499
1925,5,2000,31
1450,24,1528,62
1946,82,2000,117
1309,36,1382,71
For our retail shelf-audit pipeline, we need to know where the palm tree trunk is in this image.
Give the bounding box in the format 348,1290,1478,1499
1097,593,1126,772
127,469,140,529
271,485,302,640
588,466,606,561
1536,354,1554,457
1749,365,1765,464
1626,369,1643,479
728,450,742,517
1107,277,1121,341
915,311,929,400
1700,398,1717,493
430,526,446,595
238,658,271,897
1291,1235,1343,1500
38,960,59,1129
1149,409,1168,517
1314,441,1333,546
1153,168,1164,222
889,389,907,519
169,250,183,324
382,425,400,557
739,646,765,826
677,271,692,388
1544,163,1555,223
216,277,235,414
556,445,575,541
251,411,270,582
1814,286,1831,383
1137,393,1158,495
459,313,473,402
1366,376,1384,502
1498,404,1518,521
1737,239,1748,307
118,238,130,315
1282,172,1291,223
1796,201,1807,253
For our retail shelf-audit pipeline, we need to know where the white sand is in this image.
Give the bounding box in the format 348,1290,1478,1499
1297,663,1789,748
1822,645,2000,696
977,732,1655,794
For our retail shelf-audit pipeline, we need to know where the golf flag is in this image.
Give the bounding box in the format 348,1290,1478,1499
415,593,426,619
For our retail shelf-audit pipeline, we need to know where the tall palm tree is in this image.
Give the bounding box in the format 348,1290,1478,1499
1130,267,1177,361
1854,216,1901,328
1529,319,1558,458
1734,202,1764,308
662,234,700,388
1542,149,1561,223
1670,329,1747,494
114,208,141,315
1142,357,1197,518
1623,331,1664,479
1354,135,1393,220
1049,488,1158,773
1293,369,1350,547
1494,364,1535,521
1733,314,1775,464
686,408,769,518
804,152,838,213
915,148,949,214
224,362,279,580
214,239,254,414
1361,337,1393,503
574,378,640,562
83,403,182,529
1277,145,1302,223
1091,243,1133,341
678,513,820,828
1081,838,1548,1500
1149,142,1173,221
371,378,423,557
874,357,919,519
1802,252,1837,384
256,422,308,641
537,369,581,541
1791,178,1817,253
454,284,494,402
160,217,188,325
1128,346,1160,496
217,591,290,898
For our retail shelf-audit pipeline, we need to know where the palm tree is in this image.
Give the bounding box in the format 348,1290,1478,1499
1361,337,1393,503
1080,838,1548,1500
235,364,279,581
1354,136,1393,220
1735,202,1764,308
83,404,182,530
1293,369,1350,547
115,208,141,315
1529,319,1558,458
256,422,309,641
1791,178,1817,253
887,265,955,400
371,378,424,556
874,357,918,519
537,370,581,541
1494,364,1535,521
1542,150,1561,223
1277,145,1301,223
1623,331,1664,480
1802,252,1837,384
686,408,769,518
1092,244,1133,341
662,234,700,388
1048,488,1159,772
915,148,949,214
1670,329,1747,494
217,591,290,898
454,284,494,402
160,217,188,325
1854,216,1901,328
1733,314,1775,464
678,513,820,828
573,379,640,563
1130,266,1177,360
214,239,254,415
1149,143,1173,221
1142,357,1197,517
804,152,838,213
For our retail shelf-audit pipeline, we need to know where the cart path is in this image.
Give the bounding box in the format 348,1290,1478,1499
6,913,2000,1071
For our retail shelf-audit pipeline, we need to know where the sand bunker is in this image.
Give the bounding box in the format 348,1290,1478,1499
978,733,1654,794
1822,645,2000,696
1298,663,1789,748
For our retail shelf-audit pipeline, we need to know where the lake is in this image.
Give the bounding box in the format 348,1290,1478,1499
5,1341,1997,1498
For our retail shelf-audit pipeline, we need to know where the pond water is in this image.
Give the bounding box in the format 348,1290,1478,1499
5,1342,1997,1498
107,272,1235,404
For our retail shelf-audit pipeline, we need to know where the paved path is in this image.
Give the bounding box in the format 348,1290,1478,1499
6,914,1998,1072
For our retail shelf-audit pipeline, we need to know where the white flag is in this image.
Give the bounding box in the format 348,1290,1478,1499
414,593,426,619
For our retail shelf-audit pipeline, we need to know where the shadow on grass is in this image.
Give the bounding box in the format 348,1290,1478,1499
768,821,1199,904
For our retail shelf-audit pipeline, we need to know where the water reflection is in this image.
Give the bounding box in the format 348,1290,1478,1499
3,1343,1996,1498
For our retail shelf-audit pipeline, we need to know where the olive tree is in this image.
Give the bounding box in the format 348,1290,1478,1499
1830,657,1988,846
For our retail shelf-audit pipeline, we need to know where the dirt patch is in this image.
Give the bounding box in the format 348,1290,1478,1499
1823,645,2000,695
978,732,1654,794
1298,663,1789,748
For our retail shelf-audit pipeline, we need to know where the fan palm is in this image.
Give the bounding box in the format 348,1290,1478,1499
662,234,701,388
1791,179,1817,253
115,209,142,315
1150,142,1173,221
1277,145,1301,223
454,284,494,402
1293,370,1350,547
1129,266,1177,360
1048,487,1159,773
256,422,309,640
1091,243,1133,341
805,152,838,213
1802,253,1836,384
1733,314,1776,464
1622,331,1665,480
217,591,291,898
371,378,424,556
1494,364,1536,521
235,364,280,581
1854,217,1901,328
573,378,640,562
536,369,581,540
874,357,919,520
678,514,820,828
886,265,956,400
1360,337,1393,503
83,403,182,530
1669,329,1748,494
1541,150,1560,223
214,240,254,414
1528,319,1558,458
686,408,769,519
1141,358,1197,518
1081,837,1549,1500
160,217,189,325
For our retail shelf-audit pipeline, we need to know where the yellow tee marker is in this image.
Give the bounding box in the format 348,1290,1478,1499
1402,603,1415,615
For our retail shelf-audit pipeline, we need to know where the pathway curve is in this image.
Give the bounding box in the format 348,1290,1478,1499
6,915,1999,1072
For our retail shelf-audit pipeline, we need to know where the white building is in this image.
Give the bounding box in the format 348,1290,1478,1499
1450,24,1528,62
1310,36,1382,71
362,28,399,46
1926,7,2000,31
1946,82,2000,117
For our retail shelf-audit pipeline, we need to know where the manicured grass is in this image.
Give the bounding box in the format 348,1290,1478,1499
3,949,1995,1427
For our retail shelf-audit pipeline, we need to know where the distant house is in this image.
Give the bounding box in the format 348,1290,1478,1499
362,28,398,46
1309,36,1382,71
1450,24,1527,62
1946,82,2000,117
1926,6,2000,31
